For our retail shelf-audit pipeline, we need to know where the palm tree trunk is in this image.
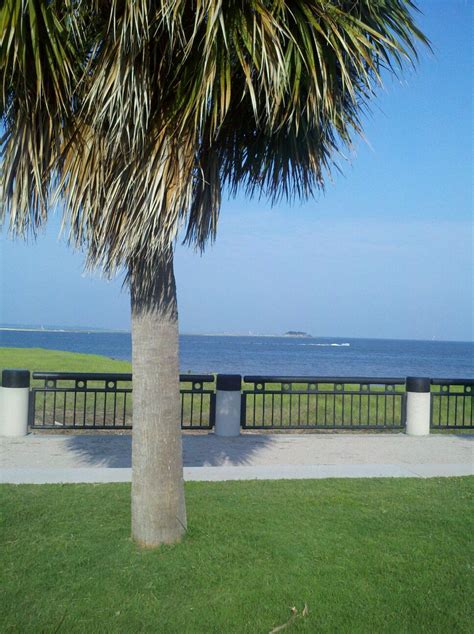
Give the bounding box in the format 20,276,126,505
130,249,186,547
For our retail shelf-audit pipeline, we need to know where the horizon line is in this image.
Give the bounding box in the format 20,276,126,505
0,326,472,344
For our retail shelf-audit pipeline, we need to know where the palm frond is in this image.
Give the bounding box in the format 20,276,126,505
1,0,430,288
1,0,87,231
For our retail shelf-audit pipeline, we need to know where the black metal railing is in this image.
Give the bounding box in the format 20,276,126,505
241,376,406,429
179,375,216,430
24,372,474,432
30,372,216,430
430,379,474,429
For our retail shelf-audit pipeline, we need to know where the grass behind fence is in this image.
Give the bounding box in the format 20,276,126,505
243,383,405,428
31,382,213,429
1,347,473,429
431,388,473,428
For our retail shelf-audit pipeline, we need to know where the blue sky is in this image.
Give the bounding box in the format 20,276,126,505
1,0,472,341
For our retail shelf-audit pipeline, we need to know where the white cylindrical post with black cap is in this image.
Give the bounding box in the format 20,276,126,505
215,374,242,437
405,376,431,436
1,369,31,437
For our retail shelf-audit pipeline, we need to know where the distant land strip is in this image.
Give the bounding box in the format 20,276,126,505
1,327,314,337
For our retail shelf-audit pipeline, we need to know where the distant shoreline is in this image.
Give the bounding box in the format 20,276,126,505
0,327,472,344
0,327,129,334
0,327,312,338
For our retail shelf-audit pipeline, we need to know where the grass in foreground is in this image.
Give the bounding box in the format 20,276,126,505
1,478,473,633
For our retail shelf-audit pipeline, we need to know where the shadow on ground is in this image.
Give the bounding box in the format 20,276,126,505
64,433,275,468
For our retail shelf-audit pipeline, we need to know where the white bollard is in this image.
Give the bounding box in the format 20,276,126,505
405,376,431,436
0,369,31,437
215,374,242,437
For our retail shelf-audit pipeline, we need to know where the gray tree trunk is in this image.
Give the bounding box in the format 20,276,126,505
130,249,186,547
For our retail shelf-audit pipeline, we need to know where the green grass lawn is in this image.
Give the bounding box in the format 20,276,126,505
1,478,473,633
0,346,132,375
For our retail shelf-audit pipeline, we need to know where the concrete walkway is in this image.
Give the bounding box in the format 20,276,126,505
1,432,473,483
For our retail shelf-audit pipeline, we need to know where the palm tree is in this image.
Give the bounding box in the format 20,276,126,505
1,0,428,547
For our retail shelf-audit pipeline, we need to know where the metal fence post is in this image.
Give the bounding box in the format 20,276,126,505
215,374,242,437
405,377,431,436
0,369,31,437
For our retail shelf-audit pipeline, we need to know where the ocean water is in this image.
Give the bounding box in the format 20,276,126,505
1,330,473,378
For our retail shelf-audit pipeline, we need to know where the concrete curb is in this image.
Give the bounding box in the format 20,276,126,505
1,463,472,484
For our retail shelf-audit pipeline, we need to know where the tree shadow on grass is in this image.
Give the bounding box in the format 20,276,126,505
64,433,276,468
